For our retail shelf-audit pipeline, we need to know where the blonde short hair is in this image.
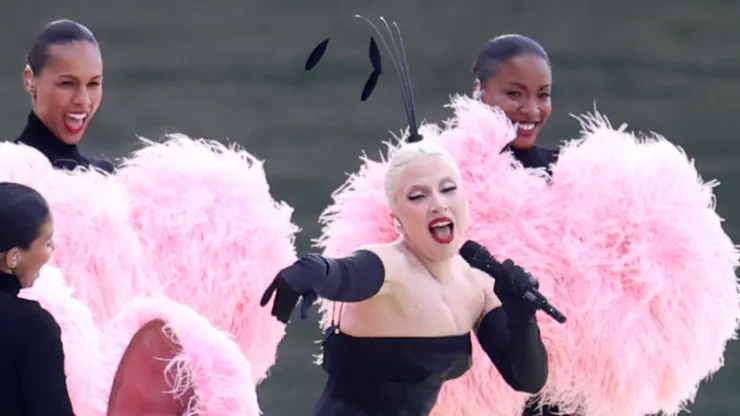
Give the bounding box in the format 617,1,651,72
384,141,460,210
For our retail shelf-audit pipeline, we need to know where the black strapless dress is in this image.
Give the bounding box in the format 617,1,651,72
313,329,472,416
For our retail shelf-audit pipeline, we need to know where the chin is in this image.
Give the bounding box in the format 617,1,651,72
59,133,84,145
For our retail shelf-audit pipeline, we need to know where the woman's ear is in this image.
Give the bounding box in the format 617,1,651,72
4,248,20,269
23,66,36,99
472,79,483,100
389,214,403,233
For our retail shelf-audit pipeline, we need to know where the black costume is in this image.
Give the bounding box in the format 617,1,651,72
15,112,114,173
262,250,549,416
0,272,75,416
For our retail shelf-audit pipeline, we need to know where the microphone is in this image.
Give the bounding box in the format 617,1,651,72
459,240,567,324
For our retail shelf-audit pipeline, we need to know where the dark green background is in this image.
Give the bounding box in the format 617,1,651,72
2,1,738,414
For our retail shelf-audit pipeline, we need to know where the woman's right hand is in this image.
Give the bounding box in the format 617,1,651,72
259,254,326,323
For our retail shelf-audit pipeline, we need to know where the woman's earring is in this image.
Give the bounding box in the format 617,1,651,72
473,89,482,100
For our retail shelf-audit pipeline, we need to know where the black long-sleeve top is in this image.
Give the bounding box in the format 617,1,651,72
14,112,115,173
0,272,76,416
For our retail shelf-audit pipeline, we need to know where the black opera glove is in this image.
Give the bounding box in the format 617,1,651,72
260,254,326,324
493,259,540,324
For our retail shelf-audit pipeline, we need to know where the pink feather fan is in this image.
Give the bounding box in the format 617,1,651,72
21,266,261,416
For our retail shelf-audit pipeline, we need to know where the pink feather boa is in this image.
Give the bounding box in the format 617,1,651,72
317,95,740,416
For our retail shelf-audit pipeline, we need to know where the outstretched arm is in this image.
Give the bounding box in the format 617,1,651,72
312,247,388,302
474,277,548,393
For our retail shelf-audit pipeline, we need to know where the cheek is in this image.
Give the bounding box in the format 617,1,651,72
396,205,426,234
35,87,68,115
540,100,552,119
483,93,518,116
90,87,104,109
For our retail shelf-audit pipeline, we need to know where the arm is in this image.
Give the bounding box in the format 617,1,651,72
18,308,76,416
474,276,548,393
311,246,389,302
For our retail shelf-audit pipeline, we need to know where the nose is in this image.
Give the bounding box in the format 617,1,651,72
72,86,91,106
519,99,540,119
429,194,449,214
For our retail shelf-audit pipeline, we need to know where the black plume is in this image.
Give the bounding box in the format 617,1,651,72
354,15,420,142
305,37,330,71
303,16,421,143
361,70,380,102
368,37,382,72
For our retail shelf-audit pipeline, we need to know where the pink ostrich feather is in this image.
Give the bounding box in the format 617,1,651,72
0,142,150,325
316,95,740,416
22,266,260,416
115,134,298,382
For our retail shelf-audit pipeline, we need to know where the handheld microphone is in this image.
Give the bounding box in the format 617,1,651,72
459,240,567,324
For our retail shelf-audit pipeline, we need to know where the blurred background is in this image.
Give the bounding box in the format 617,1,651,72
2,1,739,414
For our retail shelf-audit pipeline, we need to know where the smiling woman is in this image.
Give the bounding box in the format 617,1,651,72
14,19,114,173
472,34,558,171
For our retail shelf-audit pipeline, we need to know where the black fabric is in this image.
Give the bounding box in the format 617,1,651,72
508,145,559,172
315,332,472,415
261,250,385,323
0,271,75,416
492,258,540,325
476,307,548,394
315,250,385,302
15,112,115,173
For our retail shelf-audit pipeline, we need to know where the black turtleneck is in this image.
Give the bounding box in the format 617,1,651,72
15,112,115,174
508,145,559,171
0,271,76,416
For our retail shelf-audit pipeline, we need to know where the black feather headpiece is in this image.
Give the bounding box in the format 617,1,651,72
304,15,422,143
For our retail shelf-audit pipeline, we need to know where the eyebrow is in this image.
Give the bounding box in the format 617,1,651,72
511,82,551,90
407,177,456,191
58,74,103,80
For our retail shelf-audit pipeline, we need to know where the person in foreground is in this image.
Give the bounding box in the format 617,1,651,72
0,182,75,416
262,139,549,415
15,19,114,173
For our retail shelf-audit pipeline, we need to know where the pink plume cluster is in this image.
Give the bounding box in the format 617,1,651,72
1,134,300,413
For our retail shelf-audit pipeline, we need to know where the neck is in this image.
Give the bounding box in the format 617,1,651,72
401,240,456,283
16,111,86,170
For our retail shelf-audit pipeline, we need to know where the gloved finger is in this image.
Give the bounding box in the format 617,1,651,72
501,259,515,274
300,292,317,319
260,280,278,307
273,298,295,324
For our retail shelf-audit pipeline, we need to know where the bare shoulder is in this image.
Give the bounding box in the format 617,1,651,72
356,242,406,287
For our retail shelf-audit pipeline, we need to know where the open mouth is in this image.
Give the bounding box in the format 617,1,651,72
514,121,539,136
64,112,88,134
428,217,455,244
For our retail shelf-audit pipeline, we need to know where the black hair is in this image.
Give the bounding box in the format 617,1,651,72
0,183,51,252
27,19,99,75
472,34,549,84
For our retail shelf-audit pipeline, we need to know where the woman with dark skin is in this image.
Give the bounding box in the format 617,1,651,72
0,182,76,416
15,19,114,173
471,35,563,416
472,35,557,172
